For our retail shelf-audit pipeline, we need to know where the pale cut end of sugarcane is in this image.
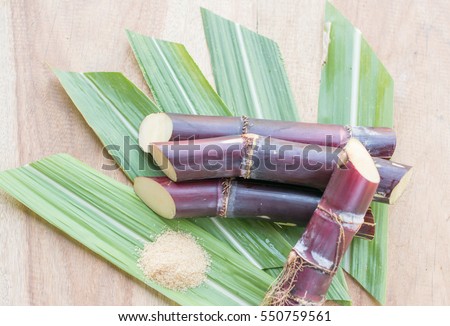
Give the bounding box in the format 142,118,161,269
149,144,178,181
139,113,173,152
387,166,413,204
342,138,380,183
134,177,176,219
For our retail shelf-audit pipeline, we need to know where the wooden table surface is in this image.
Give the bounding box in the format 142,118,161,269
1,0,448,305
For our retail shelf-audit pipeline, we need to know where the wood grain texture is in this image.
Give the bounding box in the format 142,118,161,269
0,0,448,305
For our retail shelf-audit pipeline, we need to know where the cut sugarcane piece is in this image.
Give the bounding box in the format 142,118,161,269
139,113,396,158
264,138,380,306
373,157,413,204
150,134,411,204
149,134,337,186
134,177,375,240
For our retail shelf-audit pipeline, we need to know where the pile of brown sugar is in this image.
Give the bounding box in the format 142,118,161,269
138,231,210,291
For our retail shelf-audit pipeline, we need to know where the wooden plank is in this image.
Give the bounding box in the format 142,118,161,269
0,0,29,305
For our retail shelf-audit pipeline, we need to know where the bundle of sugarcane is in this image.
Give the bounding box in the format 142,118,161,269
136,111,411,305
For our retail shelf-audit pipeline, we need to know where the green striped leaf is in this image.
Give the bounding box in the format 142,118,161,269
201,9,350,303
0,154,274,306
328,268,352,305
126,31,232,116
318,1,392,304
192,218,290,269
201,8,298,120
54,71,162,180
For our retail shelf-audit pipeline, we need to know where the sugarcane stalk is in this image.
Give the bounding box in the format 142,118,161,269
263,138,380,306
150,134,411,204
139,113,396,158
372,157,412,204
133,176,375,240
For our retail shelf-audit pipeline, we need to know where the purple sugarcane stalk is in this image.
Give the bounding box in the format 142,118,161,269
140,113,396,158
133,176,375,240
151,134,411,204
263,138,379,306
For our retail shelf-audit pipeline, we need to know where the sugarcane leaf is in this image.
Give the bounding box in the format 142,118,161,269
126,31,295,270
327,268,352,306
201,9,351,303
54,70,162,180
201,8,298,120
0,154,275,306
318,1,392,304
126,30,232,116
192,218,291,269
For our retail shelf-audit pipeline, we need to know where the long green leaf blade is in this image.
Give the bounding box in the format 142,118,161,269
201,8,298,120
192,218,290,269
54,71,162,180
0,154,274,306
126,31,293,270
126,31,232,116
318,2,392,304
201,9,350,303
327,268,352,305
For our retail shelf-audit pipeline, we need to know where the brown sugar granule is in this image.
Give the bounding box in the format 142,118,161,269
138,231,210,291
